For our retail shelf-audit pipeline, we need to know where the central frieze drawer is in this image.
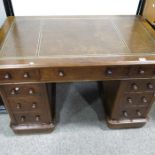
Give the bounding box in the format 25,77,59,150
40,66,129,81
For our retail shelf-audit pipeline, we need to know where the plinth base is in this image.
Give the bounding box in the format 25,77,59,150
107,117,147,129
11,123,55,134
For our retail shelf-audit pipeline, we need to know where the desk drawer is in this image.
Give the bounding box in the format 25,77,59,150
14,112,51,124
120,93,154,107
123,79,155,93
0,69,40,83
3,84,42,97
129,65,154,78
112,107,148,120
40,66,129,81
8,97,45,112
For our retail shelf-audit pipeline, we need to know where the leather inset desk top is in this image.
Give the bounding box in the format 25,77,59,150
0,16,155,68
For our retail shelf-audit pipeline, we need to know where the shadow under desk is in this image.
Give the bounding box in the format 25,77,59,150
0,15,155,134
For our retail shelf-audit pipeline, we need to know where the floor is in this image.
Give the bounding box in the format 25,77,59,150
0,82,155,155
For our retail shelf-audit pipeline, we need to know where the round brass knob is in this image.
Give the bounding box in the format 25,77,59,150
147,83,153,89
123,111,128,117
15,87,20,91
29,88,34,95
23,72,29,78
106,68,112,75
4,73,11,79
142,97,147,103
16,103,21,109
32,103,37,109
20,116,25,122
132,83,138,91
35,115,40,121
127,97,133,104
10,89,16,95
137,111,142,117
59,71,64,77
10,87,20,95
139,69,145,75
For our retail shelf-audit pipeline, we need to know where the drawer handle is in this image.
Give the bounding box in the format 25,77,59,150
136,110,142,117
132,83,138,91
138,69,145,75
123,111,128,118
147,83,153,89
106,68,112,75
20,116,25,122
127,97,133,104
32,103,37,109
4,73,11,80
58,71,65,77
142,97,147,103
23,72,30,78
15,87,20,91
35,115,40,121
16,103,21,109
10,87,20,95
29,88,35,95
10,89,16,95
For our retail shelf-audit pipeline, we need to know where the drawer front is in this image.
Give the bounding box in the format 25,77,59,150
3,84,42,97
120,107,147,119
40,66,129,81
111,107,148,120
8,97,46,112
14,112,52,124
123,80,155,93
119,93,154,107
129,65,154,78
0,69,40,83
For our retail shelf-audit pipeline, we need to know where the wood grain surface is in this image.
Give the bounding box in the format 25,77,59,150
0,16,155,68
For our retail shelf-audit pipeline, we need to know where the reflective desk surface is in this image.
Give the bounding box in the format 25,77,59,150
1,16,155,68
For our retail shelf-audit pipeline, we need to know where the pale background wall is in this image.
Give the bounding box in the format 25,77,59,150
12,0,140,16
0,0,7,27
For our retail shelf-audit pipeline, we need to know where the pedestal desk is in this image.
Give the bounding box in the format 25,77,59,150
1,16,155,133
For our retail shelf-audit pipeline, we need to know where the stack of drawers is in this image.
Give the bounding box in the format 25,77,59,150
103,79,155,128
112,80,155,120
0,83,54,133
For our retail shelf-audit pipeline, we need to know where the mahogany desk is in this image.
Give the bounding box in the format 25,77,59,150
0,16,155,133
